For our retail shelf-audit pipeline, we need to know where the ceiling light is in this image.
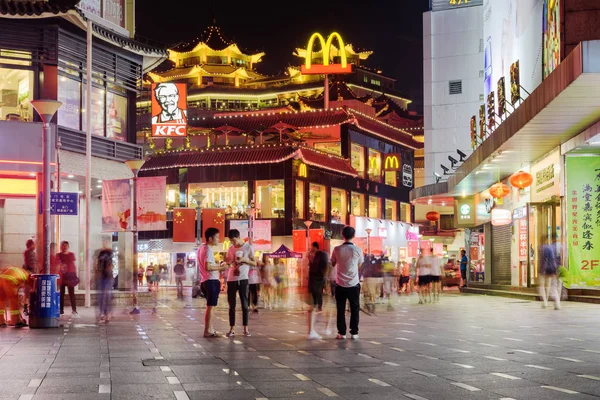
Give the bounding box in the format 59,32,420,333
67,174,74,178
29,173,36,177
97,180,102,183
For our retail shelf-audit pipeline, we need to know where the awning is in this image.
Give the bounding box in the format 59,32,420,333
411,41,600,202
269,245,302,259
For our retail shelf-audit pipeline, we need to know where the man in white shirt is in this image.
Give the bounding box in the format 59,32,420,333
225,229,256,337
198,228,227,338
330,226,364,340
430,252,443,302
417,250,432,305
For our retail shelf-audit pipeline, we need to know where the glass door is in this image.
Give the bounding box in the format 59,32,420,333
528,201,561,286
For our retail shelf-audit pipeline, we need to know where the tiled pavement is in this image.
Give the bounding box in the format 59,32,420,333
2,291,600,400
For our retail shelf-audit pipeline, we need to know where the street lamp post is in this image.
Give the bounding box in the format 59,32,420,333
31,100,62,275
125,159,146,315
365,228,372,256
192,193,206,246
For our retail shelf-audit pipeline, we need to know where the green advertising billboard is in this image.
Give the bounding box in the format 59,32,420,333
567,156,600,288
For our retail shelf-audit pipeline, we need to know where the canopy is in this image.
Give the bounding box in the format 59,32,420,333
269,244,302,259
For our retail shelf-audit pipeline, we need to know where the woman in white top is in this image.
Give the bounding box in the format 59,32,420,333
429,254,443,302
261,255,276,310
248,261,261,314
416,251,432,305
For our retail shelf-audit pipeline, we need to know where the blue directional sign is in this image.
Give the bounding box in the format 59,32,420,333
50,192,79,216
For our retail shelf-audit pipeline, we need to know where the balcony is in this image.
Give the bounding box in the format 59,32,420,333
58,127,142,162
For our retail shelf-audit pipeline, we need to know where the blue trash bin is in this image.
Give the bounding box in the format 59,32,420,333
29,274,60,329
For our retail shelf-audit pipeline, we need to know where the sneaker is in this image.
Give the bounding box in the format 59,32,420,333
351,334,359,340
72,311,79,317
130,308,141,315
336,334,346,340
243,331,251,337
226,331,235,337
554,305,561,310
307,332,323,340
541,304,547,309
325,329,332,336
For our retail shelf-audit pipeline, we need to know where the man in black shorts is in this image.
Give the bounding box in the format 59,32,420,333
198,228,227,337
417,251,432,304
307,244,328,340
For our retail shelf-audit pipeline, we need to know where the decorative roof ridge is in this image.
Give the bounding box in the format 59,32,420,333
348,108,414,138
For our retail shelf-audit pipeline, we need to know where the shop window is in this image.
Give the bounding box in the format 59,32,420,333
368,196,381,218
295,181,305,219
351,143,365,178
256,180,285,218
106,91,127,141
166,184,180,211
315,142,342,156
331,188,347,224
400,203,412,223
188,182,248,215
385,199,397,221
0,67,34,122
368,149,382,182
385,171,397,187
309,183,326,222
350,191,365,216
57,76,81,129
82,84,106,137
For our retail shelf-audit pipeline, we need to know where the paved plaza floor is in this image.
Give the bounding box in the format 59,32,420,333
2,291,600,400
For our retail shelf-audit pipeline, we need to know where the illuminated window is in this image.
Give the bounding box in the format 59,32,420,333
368,149,381,182
309,183,326,222
82,84,105,137
368,196,381,218
256,180,284,218
188,182,248,213
166,184,180,211
331,188,347,224
400,203,412,223
314,142,341,156
385,199,397,221
0,67,34,122
351,143,365,178
57,77,81,129
106,91,127,142
295,181,305,219
385,171,397,187
350,192,365,216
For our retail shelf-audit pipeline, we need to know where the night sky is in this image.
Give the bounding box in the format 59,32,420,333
136,0,430,112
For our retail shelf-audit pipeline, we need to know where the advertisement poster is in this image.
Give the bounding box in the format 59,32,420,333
77,0,101,17
567,157,600,288
101,179,131,232
543,0,561,79
151,82,187,137
407,240,419,258
103,0,125,28
229,220,249,241
483,0,543,111
137,177,167,231
253,220,272,251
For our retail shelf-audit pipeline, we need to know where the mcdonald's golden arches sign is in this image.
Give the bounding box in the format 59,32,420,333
383,154,401,172
298,163,308,178
301,32,353,75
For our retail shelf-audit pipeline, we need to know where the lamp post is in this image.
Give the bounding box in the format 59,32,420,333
192,193,206,245
31,100,62,275
365,228,372,256
125,159,146,314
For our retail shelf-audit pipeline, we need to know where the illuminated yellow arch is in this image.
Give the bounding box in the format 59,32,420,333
305,32,348,70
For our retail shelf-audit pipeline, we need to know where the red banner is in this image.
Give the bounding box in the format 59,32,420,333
407,240,419,258
370,236,383,255
201,208,226,240
518,218,528,261
309,229,324,251
173,208,196,243
293,230,307,253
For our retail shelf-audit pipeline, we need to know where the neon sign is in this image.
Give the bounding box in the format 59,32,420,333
301,32,353,75
383,154,401,172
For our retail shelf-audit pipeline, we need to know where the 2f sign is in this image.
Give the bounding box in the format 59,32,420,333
582,260,599,270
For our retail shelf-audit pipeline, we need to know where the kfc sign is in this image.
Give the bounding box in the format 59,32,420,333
151,83,188,138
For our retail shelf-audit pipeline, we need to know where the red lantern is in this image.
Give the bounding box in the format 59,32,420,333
489,182,510,198
426,211,440,222
510,171,533,189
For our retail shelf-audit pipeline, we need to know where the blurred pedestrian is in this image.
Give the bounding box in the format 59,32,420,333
249,258,261,314
331,226,363,340
261,255,276,310
417,250,432,304
328,258,337,298
307,246,328,339
138,264,145,287
145,263,155,290
96,248,114,322
22,239,37,315
399,261,410,294
539,243,560,310
459,250,468,288
274,258,287,307
198,228,228,337
174,258,185,299
430,251,442,302
225,229,255,337
58,241,78,316
0,266,30,327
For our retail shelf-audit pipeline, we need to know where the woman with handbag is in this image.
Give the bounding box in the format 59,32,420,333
58,241,79,315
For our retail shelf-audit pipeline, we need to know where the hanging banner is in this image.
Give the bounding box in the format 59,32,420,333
102,179,131,232
292,230,307,253
137,177,167,231
407,240,419,258
229,220,249,241
309,228,325,251
173,208,196,243
253,220,272,251
370,236,383,255
201,209,226,239
567,156,600,288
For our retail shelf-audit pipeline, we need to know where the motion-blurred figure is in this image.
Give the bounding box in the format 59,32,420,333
539,243,560,310
96,248,114,322
0,266,30,327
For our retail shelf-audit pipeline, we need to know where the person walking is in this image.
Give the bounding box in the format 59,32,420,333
138,264,145,287
96,248,114,322
145,263,155,290
417,251,432,305
539,243,561,310
174,258,185,299
430,252,442,302
22,239,37,315
225,229,255,337
248,260,261,314
58,241,79,316
399,261,410,294
331,226,363,340
198,228,228,337
459,250,468,288
307,247,328,339
261,255,276,310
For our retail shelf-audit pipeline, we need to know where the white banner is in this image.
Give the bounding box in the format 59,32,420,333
137,176,167,231
102,179,131,232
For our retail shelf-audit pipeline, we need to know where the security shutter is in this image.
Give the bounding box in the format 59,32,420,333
491,224,511,284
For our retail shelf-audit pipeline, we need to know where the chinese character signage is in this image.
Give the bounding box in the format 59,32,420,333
50,192,78,216
518,218,528,261
151,83,188,137
487,91,495,130
479,104,486,141
431,0,482,11
510,61,521,105
470,116,477,149
566,156,600,287
137,177,167,231
543,0,561,79
531,149,561,202
101,179,131,232
103,0,125,28
497,77,506,118
455,198,475,227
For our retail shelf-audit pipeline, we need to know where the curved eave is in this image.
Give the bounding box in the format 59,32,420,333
409,182,450,204
169,44,265,62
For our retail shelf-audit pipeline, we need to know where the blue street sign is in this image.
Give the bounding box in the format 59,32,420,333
49,192,79,216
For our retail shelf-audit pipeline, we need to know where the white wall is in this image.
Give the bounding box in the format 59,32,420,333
423,7,483,185
0,198,36,266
